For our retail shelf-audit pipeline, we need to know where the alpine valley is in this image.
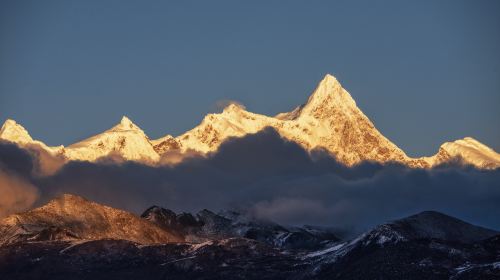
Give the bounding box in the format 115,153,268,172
1,74,499,170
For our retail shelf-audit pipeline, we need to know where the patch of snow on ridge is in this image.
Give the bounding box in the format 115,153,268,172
454,261,500,275
305,242,346,258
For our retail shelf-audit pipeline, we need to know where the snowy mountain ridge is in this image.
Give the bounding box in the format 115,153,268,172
1,74,499,169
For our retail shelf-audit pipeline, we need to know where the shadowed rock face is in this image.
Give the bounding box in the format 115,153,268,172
141,206,340,250
0,194,182,245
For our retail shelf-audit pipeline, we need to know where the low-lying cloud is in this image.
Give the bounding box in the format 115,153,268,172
0,170,39,218
0,129,499,235
0,143,39,217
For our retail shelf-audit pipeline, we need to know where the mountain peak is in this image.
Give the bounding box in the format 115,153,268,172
321,73,340,85
222,102,246,114
312,73,343,97
297,74,357,120
65,115,160,163
120,115,135,127
2,74,497,169
110,116,142,132
436,137,500,169
0,119,33,144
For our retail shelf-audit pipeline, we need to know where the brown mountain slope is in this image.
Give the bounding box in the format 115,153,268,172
0,194,182,245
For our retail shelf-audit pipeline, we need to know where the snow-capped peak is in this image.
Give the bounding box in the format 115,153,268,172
443,137,498,158
64,116,159,163
2,74,498,169
296,73,358,120
0,119,65,171
157,74,417,166
0,119,33,144
120,115,134,125
432,137,500,169
110,116,142,132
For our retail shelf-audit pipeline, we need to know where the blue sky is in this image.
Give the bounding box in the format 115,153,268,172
0,0,499,156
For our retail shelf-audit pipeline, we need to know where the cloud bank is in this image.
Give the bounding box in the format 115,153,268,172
0,129,499,234
0,143,39,217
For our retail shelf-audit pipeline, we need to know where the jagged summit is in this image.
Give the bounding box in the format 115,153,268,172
442,137,499,160
165,74,414,165
0,119,64,164
222,103,246,113
0,119,33,144
110,116,142,132
275,74,353,121
141,205,339,249
149,74,500,168
296,73,357,120
151,134,182,154
0,74,498,169
65,116,159,162
121,115,133,124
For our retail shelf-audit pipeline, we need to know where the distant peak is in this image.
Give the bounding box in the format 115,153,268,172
294,73,358,119
441,137,497,153
321,73,340,84
3,119,17,126
120,116,133,126
222,102,246,113
314,73,344,97
443,137,481,145
1,119,21,131
0,118,33,143
110,116,142,132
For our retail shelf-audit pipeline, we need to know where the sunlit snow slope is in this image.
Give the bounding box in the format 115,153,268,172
1,74,499,169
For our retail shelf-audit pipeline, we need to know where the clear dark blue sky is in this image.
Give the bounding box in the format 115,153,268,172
0,0,498,156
